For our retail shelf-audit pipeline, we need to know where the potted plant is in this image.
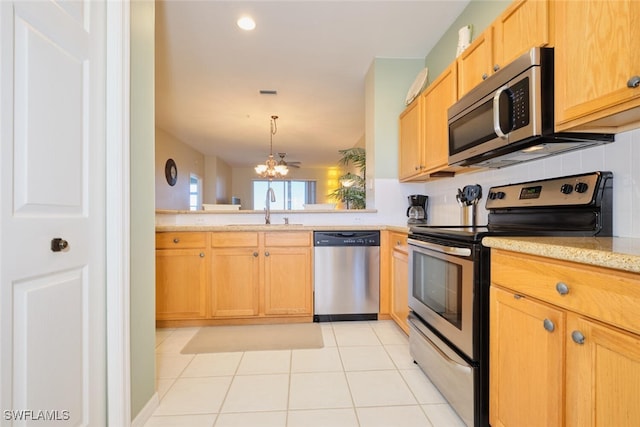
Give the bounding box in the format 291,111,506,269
328,147,366,209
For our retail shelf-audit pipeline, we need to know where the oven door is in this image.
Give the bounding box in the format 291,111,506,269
408,237,475,359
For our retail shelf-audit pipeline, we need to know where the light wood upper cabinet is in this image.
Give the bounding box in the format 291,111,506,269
457,30,493,98
493,0,551,70
423,63,457,173
399,63,465,182
554,0,640,132
458,0,551,99
398,97,424,180
490,248,640,427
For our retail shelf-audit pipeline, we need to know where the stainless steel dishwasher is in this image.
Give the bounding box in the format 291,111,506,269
313,231,380,322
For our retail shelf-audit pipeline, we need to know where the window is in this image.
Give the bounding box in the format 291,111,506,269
253,180,316,210
189,174,201,211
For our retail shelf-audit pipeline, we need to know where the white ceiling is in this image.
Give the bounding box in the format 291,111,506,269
155,1,471,169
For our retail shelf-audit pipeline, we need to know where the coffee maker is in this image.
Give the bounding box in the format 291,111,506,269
407,194,428,224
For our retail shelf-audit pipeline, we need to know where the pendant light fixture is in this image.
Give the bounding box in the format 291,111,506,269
255,115,289,179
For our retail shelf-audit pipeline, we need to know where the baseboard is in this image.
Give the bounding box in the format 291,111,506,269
131,392,159,427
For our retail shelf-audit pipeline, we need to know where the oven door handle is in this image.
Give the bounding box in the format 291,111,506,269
408,239,471,257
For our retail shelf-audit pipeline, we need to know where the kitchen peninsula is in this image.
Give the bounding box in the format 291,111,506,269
156,209,409,329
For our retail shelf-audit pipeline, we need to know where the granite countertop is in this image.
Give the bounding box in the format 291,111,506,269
482,236,640,274
156,224,410,233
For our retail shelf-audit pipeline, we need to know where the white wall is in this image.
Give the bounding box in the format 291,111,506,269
375,128,640,238
155,128,205,209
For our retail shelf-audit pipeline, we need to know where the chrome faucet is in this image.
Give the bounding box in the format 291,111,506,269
265,186,276,224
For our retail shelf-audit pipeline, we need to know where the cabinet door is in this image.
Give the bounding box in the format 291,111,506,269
264,246,312,315
490,287,564,427
555,0,640,130
156,249,207,320
210,248,260,317
398,98,423,181
493,0,550,71
457,30,493,98
566,315,640,427
390,246,409,334
423,63,457,173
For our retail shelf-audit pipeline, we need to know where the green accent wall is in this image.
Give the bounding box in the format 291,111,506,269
130,0,156,420
424,0,511,80
368,58,426,181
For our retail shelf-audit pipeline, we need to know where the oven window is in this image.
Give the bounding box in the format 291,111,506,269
412,251,463,329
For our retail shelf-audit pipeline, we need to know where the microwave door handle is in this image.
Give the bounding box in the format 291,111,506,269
408,239,472,257
493,85,509,139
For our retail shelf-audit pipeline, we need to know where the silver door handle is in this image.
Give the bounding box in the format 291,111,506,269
493,85,509,139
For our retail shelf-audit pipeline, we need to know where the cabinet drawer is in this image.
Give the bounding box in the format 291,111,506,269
265,231,311,247
156,232,206,249
211,232,259,248
491,250,640,335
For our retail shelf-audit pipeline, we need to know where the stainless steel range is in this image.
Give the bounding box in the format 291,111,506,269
407,171,613,427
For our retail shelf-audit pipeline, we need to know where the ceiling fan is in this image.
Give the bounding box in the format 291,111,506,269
277,152,301,169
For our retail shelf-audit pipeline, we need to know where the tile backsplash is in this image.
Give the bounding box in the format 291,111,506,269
377,128,639,238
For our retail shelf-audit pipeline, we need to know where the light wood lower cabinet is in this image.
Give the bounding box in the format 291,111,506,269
155,232,208,320
210,231,313,321
209,246,260,317
490,286,563,427
490,249,640,427
156,230,313,325
387,231,409,334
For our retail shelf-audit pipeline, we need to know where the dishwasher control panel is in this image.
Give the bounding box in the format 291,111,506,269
314,231,380,247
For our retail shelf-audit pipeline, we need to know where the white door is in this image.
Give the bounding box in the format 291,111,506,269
0,1,107,425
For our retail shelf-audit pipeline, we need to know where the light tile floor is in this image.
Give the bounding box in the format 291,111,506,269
145,320,466,427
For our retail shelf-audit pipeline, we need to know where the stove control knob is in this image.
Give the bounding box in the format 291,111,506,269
560,183,574,194
489,192,497,200
496,191,506,199
575,182,589,193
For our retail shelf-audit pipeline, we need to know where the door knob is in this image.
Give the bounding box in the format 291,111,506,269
51,238,69,252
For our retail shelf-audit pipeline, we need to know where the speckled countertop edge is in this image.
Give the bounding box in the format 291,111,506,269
482,236,640,274
156,224,409,233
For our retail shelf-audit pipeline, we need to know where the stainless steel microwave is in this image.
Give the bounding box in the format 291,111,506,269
448,47,614,169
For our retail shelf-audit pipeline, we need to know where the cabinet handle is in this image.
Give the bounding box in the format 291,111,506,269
199,252,205,258
555,282,569,296
253,252,259,257
265,251,270,257
627,76,640,88
173,238,180,244
571,330,585,345
493,64,500,72
543,318,555,332
482,73,488,80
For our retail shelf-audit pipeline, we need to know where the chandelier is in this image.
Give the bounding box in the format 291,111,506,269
255,115,289,179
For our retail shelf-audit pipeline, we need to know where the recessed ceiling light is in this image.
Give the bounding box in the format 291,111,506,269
237,16,256,31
